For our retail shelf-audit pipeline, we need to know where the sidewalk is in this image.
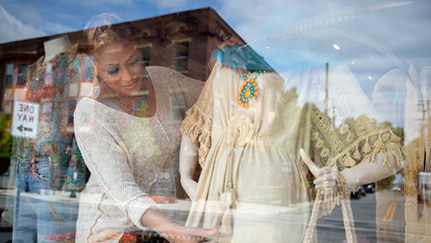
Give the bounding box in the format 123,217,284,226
0,187,13,243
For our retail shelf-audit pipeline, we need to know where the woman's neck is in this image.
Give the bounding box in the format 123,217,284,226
43,36,71,62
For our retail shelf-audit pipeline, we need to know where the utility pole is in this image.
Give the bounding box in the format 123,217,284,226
325,62,329,115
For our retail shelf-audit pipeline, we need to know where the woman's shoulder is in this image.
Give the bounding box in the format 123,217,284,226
74,97,118,124
146,66,176,82
146,66,203,85
74,98,97,123
146,66,180,77
76,97,100,112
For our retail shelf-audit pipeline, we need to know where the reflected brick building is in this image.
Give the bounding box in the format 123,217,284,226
0,7,247,113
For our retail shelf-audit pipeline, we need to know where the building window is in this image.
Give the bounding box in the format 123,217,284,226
170,91,186,122
136,44,152,66
5,63,28,87
16,64,28,86
219,30,226,41
173,40,189,72
141,46,151,66
5,63,14,87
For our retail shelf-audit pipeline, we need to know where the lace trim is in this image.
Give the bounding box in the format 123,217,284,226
310,105,404,171
180,64,217,167
180,106,211,167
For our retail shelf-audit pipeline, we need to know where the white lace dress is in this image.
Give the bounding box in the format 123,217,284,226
182,64,311,243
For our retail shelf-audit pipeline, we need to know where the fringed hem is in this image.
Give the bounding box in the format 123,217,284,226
304,171,357,243
321,170,350,216
181,105,211,167
181,106,205,142
197,139,210,168
332,128,405,169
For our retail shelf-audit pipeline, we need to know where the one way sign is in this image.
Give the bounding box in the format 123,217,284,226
12,101,39,138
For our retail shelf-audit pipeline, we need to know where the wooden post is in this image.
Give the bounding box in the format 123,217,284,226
404,108,430,242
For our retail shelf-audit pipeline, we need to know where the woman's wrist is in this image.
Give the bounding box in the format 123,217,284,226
141,208,173,230
141,211,195,242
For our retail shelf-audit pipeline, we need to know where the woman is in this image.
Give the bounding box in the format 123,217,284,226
74,14,216,242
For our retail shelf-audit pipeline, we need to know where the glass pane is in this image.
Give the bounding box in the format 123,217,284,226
173,41,189,58
5,64,13,75
0,1,429,242
173,58,188,72
5,75,13,86
141,47,150,66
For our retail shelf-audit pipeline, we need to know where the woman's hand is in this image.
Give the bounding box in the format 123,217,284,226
141,208,217,243
155,222,218,243
300,148,338,195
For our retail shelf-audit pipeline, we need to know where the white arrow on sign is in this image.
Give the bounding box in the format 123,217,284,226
11,101,39,138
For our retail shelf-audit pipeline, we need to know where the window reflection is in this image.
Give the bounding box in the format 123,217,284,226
0,1,429,242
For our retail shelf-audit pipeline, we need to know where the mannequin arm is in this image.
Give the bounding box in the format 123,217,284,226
301,149,402,193
180,135,199,200
340,151,401,190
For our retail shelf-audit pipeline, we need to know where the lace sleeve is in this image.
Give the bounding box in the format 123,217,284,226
310,104,404,171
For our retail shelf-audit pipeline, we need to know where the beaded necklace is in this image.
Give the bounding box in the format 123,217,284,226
238,70,266,108
105,82,148,115
117,94,147,113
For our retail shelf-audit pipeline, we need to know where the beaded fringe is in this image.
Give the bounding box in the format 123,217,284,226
330,129,404,170
304,171,357,243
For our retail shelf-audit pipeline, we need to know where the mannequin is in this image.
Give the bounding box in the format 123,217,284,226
181,63,312,243
181,128,402,199
179,46,404,242
43,35,71,62
11,34,91,242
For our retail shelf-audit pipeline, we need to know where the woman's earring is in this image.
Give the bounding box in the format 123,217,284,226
92,84,100,98
92,75,102,98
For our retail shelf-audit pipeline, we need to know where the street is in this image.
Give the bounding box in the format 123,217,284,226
317,190,405,243
0,189,406,242
0,188,13,243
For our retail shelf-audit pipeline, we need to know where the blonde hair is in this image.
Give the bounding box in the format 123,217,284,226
84,13,140,53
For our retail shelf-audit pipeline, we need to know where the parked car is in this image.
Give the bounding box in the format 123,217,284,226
392,173,404,192
365,183,376,193
351,185,367,199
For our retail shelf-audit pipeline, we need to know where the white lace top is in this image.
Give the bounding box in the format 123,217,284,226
74,66,203,242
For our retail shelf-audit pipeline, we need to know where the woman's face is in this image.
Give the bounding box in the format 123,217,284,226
94,41,145,97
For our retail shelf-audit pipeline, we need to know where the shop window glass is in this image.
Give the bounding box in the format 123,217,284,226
0,1,429,242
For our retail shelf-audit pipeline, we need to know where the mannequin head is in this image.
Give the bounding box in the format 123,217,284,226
43,35,71,62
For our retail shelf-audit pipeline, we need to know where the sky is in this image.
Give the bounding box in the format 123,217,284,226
1,0,430,125
1,0,429,70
